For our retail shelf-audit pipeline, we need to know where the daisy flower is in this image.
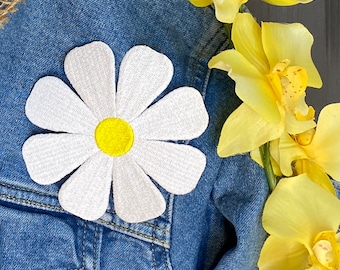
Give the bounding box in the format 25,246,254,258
22,41,209,223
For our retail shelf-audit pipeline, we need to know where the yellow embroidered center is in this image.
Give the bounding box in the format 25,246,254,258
95,118,134,157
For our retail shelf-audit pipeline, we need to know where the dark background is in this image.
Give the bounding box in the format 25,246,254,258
247,0,340,115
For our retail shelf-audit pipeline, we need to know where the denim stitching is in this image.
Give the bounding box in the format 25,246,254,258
0,192,169,246
93,224,98,270
81,221,87,269
190,26,226,92
98,218,169,247
0,181,57,197
166,194,174,227
162,244,170,270
164,194,174,269
150,219,159,270
0,188,169,231
151,241,158,270
105,210,170,233
0,194,63,210
142,223,169,233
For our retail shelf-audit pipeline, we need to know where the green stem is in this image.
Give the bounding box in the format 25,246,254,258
259,143,277,192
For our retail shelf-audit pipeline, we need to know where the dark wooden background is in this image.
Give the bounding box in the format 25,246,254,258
247,0,340,114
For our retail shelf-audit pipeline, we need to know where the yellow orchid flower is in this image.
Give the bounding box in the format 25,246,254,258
189,0,314,23
258,175,340,270
250,104,338,194
209,13,321,157
273,103,340,193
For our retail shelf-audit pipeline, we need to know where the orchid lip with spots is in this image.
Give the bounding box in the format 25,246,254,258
22,41,209,223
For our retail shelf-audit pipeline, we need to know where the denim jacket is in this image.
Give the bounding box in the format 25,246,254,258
0,0,268,269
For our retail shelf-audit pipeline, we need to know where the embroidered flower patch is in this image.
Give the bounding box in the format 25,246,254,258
22,41,209,223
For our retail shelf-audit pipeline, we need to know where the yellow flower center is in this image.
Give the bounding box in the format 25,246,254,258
310,231,340,269
94,118,134,157
313,240,335,267
267,59,308,115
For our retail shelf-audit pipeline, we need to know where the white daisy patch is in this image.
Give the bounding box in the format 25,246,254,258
22,41,209,223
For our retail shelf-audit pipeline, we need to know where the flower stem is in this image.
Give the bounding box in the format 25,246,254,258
259,143,277,192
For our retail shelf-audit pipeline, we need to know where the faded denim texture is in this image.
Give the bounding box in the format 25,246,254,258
0,0,268,269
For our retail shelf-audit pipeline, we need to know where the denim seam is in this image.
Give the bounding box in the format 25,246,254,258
209,27,234,200
98,218,170,247
151,240,158,270
0,181,56,197
93,224,99,270
166,194,174,226
197,27,230,98
0,187,169,232
162,245,170,270
81,221,87,269
105,210,170,233
164,194,174,268
0,190,169,247
190,25,227,92
211,158,229,204
0,193,63,210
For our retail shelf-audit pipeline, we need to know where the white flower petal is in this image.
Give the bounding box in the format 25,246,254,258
132,140,206,194
64,41,116,120
112,155,166,223
59,152,113,221
116,45,173,121
22,134,98,185
131,87,209,140
26,76,98,135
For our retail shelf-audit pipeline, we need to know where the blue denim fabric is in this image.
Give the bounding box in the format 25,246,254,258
0,0,269,269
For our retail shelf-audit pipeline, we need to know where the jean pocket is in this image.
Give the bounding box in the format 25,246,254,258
0,202,84,270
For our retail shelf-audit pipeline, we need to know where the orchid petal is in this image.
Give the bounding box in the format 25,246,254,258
258,235,310,270
217,103,283,157
285,111,316,135
262,0,313,6
306,103,340,181
278,131,309,176
262,175,340,248
262,22,322,88
294,159,336,195
214,0,247,24
209,50,280,123
189,0,213,7
232,13,269,74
